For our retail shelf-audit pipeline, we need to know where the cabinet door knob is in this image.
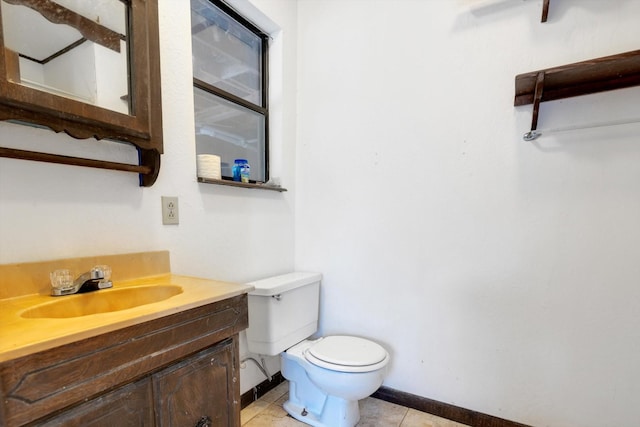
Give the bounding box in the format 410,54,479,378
195,416,212,427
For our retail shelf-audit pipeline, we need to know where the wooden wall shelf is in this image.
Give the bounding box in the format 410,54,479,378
514,50,640,139
197,177,287,192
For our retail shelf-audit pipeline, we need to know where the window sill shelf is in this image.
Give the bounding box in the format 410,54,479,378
197,177,287,192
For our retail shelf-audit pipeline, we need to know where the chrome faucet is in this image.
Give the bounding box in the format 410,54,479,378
51,266,113,296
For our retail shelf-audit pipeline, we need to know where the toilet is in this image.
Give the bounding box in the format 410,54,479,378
246,272,390,427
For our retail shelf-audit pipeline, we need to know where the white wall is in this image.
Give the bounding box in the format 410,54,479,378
0,0,297,395
294,1,640,427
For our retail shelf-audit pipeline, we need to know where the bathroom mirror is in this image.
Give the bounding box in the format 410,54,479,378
0,0,163,186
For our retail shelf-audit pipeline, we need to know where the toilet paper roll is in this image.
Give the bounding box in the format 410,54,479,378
197,154,221,179
198,169,221,179
197,155,220,164
199,170,221,180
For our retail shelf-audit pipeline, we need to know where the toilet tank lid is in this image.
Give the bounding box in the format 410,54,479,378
248,272,322,296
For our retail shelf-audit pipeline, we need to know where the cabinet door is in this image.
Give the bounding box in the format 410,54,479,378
37,378,154,427
153,339,239,427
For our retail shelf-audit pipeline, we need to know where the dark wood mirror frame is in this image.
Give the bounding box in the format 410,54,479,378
0,0,163,187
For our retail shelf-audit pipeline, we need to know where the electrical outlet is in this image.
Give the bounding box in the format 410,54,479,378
161,196,179,225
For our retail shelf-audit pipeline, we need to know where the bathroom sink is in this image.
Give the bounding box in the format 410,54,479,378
21,285,183,319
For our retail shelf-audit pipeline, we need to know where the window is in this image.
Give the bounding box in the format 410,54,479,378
190,0,269,183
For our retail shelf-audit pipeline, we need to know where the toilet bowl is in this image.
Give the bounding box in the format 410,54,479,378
281,336,389,427
245,272,390,427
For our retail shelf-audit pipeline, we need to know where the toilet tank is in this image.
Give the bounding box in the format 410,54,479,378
246,272,321,356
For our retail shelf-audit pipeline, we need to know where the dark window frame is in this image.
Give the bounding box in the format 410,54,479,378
193,0,270,183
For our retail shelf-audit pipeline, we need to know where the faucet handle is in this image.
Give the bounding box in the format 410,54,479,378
50,269,73,291
88,267,104,280
94,265,113,289
91,265,109,280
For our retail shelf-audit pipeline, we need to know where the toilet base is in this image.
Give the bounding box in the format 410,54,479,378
281,339,369,427
283,394,359,427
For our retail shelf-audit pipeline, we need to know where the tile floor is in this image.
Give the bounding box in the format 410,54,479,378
241,381,470,427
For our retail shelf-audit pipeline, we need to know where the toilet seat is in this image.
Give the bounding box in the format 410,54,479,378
304,335,389,373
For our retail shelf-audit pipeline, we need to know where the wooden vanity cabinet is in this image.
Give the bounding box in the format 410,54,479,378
0,294,248,427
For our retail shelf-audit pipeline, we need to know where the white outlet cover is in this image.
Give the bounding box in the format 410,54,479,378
161,196,179,225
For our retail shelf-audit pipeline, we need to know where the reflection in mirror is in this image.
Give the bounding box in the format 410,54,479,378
0,0,129,114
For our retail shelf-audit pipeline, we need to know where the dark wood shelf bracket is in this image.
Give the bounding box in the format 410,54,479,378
541,0,550,22
524,71,546,140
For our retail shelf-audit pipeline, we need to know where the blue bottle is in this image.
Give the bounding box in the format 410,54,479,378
233,159,250,182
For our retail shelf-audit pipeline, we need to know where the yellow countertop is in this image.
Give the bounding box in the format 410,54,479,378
0,274,254,363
